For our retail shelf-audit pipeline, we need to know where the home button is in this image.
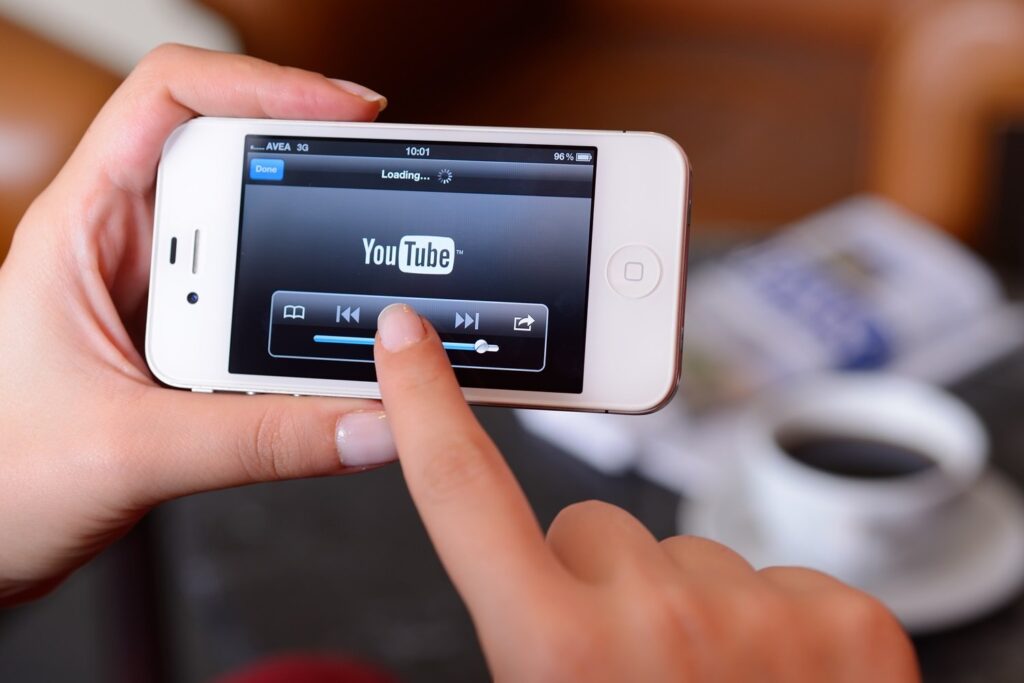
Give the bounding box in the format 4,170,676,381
607,245,661,298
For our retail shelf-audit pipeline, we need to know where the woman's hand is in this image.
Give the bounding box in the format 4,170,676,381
373,303,920,682
0,45,397,604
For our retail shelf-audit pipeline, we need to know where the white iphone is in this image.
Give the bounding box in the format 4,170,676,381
146,118,690,413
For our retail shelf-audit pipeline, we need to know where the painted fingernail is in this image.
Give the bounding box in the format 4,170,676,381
330,78,388,110
336,410,395,467
377,303,425,353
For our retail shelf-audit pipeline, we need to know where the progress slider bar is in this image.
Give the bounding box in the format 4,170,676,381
313,334,499,354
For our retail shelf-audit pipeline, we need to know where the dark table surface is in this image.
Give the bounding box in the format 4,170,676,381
2,345,1024,682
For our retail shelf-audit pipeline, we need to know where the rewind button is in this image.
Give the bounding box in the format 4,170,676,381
336,305,361,324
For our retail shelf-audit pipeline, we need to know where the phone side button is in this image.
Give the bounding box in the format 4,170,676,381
191,388,214,393
606,245,661,298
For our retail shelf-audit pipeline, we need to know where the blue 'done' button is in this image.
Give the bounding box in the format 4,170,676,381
249,158,284,181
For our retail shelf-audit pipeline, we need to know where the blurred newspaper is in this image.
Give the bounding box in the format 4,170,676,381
518,196,1024,494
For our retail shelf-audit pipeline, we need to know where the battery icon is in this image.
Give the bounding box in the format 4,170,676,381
575,152,593,163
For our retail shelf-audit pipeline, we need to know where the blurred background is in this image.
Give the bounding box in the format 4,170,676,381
2,0,1024,681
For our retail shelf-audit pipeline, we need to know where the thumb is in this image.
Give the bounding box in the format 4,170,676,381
125,390,396,503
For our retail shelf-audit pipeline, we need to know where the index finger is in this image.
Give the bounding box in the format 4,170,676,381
68,43,386,195
373,304,561,614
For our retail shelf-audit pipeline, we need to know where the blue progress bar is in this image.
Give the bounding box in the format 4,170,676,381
443,342,476,351
313,335,373,346
313,334,476,352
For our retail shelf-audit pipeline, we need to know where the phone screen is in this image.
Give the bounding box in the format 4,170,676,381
228,135,597,393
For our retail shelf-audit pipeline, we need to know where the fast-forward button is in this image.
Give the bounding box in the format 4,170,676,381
454,311,480,330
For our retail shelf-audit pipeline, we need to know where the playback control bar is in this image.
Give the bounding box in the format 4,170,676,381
268,290,549,372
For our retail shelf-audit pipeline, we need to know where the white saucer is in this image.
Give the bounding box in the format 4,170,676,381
680,470,1024,634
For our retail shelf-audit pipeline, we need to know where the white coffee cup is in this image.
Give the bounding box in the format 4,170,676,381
740,373,987,582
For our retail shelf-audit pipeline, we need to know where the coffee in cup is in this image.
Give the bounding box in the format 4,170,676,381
777,433,939,480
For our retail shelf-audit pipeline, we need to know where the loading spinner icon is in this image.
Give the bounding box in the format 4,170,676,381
437,168,454,184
